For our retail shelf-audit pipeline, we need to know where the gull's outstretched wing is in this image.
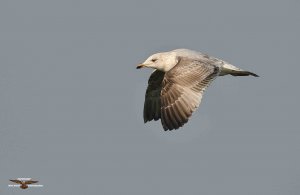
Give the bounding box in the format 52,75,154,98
143,70,165,123
160,57,219,131
25,180,38,184
10,180,22,184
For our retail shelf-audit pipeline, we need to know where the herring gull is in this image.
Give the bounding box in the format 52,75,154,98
137,49,258,131
9,179,39,189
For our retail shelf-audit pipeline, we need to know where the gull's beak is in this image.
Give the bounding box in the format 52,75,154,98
136,63,145,69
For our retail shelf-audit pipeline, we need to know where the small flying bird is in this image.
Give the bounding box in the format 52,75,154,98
137,49,258,131
10,179,39,189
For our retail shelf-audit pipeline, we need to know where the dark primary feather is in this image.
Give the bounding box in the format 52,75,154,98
143,70,165,123
230,70,259,77
25,180,38,184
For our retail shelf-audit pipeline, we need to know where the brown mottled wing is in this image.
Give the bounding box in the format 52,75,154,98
10,180,22,184
25,180,38,184
143,70,165,123
160,58,219,131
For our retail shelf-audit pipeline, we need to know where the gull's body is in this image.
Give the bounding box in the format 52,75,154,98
137,49,258,131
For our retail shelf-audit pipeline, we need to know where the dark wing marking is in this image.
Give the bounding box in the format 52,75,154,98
143,70,165,123
160,57,219,131
25,180,38,184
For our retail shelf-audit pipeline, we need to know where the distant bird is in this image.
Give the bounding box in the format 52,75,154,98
137,49,258,131
9,179,39,189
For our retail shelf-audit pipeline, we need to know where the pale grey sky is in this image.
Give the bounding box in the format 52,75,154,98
0,0,299,194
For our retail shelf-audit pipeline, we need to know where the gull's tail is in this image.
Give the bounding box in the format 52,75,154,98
220,64,259,77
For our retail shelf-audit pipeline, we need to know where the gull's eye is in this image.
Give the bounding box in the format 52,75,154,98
151,59,157,62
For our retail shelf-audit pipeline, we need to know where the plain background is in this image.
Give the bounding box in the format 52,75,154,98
0,0,299,194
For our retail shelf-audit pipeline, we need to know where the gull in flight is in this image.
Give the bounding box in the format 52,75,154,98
9,179,39,189
137,49,258,131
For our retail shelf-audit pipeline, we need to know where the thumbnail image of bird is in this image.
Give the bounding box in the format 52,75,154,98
9,179,39,189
